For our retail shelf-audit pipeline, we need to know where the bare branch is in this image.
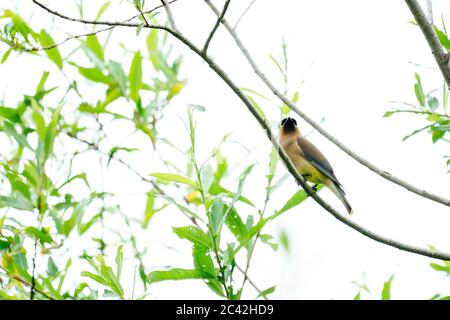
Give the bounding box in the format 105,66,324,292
32,0,166,30
233,0,257,30
202,0,231,54
30,239,38,300
30,26,114,52
204,0,450,208
29,1,179,52
32,0,450,270
405,0,450,83
160,0,179,32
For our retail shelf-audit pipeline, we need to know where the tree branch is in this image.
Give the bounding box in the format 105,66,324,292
160,0,179,32
405,0,450,85
204,0,450,208
202,0,231,54
30,239,38,300
32,0,450,272
233,0,257,31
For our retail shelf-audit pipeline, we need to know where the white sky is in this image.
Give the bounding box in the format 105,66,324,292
1,0,450,300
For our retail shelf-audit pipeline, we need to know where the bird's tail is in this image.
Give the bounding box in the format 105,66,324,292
327,181,353,215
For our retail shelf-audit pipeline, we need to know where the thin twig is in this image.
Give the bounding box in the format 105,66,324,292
30,239,38,300
160,0,179,32
136,3,150,27
233,0,257,31
405,0,450,84
29,26,113,52
202,0,231,54
204,0,450,208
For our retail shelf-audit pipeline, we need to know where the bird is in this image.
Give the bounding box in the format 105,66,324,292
279,117,353,214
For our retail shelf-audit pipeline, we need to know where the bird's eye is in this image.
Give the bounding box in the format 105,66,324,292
281,118,287,126
293,119,297,126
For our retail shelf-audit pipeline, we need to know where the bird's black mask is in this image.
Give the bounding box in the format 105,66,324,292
281,117,297,132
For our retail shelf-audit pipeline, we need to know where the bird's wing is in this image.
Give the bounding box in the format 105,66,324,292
296,136,343,189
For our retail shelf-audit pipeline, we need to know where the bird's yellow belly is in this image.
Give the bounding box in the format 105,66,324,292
295,157,326,184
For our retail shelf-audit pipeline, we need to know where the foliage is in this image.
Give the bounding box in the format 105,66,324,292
0,2,314,300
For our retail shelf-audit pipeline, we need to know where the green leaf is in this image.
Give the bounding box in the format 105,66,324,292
260,234,278,251
206,279,226,297
275,187,317,217
256,286,276,299
47,256,59,277
208,182,254,206
0,106,20,123
354,291,361,300
99,259,124,298
24,227,53,244
81,271,110,287
39,30,63,69
383,111,395,118
200,163,215,195
427,96,439,111
381,274,394,300
167,81,185,100
268,147,279,182
78,66,114,85
172,226,212,248
0,240,10,250
129,51,143,102
158,194,204,222
35,71,50,95
42,104,62,163
31,100,46,140
192,245,216,278
434,25,450,49
0,195,34,211
148,268,210,283
136,23,144,36
246,94,267,121
225,206,248,241
279,230,290,252
146,29,159,71
150,173,197,187
108,60,128,94
214,152,227,183
56,172,90,191
414,73,425,107
143,191,155,228
79,213,101,235
209,199,225,238
433,125,450,132
95,1,111,21
432,130,445,143
0,290,19,300
85,35,105,62
430,262,450,274
116,245,123,280
62,199,87,236
240,87,270,101
1,49,11,64
3,120,32,150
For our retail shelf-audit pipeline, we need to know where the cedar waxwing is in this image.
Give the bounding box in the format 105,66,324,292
279,117,353,214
